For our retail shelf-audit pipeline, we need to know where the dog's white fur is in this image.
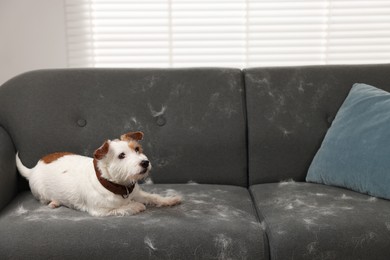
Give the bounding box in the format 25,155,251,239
16,132,181,216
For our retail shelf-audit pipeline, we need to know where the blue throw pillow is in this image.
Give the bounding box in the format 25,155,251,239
306,83,390,200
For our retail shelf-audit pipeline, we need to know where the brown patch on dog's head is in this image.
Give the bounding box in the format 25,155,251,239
128,140,143,154
41,152,74,164
94,140,110,160
120,131,144,142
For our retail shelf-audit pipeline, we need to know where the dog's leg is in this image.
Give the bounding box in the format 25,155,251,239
134,190,182,207
89,202,146,216
48,200,61,209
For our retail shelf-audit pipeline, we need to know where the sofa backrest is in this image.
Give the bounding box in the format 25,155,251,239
0,68,248,188
245,64,390,185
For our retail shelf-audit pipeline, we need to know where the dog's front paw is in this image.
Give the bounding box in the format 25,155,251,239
129,202,147,214
107,202,146,216
131,202,146,213
156,196,182,207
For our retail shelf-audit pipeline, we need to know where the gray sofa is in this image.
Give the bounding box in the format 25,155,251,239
1,65,390,259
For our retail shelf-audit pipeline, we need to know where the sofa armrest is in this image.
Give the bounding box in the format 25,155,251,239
0,126,17,211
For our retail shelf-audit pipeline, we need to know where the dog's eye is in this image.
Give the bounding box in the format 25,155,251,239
118,153,126,159
135,147,140,153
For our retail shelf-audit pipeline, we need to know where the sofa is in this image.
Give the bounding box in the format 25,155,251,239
1,64,390,259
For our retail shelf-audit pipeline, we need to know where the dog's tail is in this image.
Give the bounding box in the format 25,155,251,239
16,152,33,180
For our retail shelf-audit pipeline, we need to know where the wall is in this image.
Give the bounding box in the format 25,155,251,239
0,0,67,85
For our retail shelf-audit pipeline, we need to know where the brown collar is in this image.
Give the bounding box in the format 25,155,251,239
93,159,135,199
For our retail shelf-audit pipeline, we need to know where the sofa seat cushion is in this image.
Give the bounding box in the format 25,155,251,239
250,182,390,260
0,184,267,259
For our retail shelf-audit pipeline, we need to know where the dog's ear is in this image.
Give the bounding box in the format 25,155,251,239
94,140,110,160
120,131,144,141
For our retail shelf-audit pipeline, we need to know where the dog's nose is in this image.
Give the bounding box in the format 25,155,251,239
140,160,149,169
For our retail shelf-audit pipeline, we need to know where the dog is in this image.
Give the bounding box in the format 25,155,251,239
16,131,182,216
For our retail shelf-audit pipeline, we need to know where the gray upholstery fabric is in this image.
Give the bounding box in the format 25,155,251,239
250,182,390,260
0,184,267,259
0,68,247,187
0,127,16,211
245,64,390,185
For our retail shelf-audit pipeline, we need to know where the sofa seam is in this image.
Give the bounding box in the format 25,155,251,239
249,186,271,260
241,69,250,188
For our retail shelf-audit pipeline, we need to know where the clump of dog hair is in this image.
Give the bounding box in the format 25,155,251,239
144,236,157,252
214,234,233,260
278,179,296,186
14,205,28,216
144,177,154,185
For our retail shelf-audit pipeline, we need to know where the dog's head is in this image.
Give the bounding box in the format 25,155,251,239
93,131,151,185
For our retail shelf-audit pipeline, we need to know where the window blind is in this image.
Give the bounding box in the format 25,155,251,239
326,1,390,64
65,0,390,68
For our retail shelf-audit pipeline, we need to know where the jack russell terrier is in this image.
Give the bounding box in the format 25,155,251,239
16,132,182,216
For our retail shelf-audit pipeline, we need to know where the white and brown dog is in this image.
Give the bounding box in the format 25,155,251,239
16,132,181,216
